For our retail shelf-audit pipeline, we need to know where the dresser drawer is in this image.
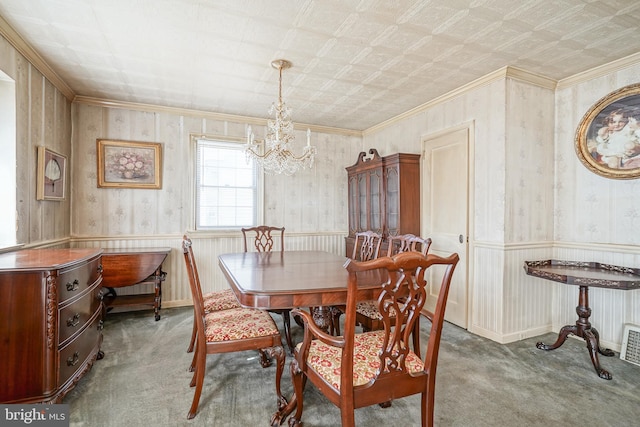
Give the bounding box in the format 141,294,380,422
58,255,102,303
58,310,102,387
58,284,102,346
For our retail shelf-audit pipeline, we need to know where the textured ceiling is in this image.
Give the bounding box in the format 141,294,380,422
1,0,640,131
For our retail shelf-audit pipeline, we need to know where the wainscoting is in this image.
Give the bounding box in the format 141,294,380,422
71,232,348,309
470,240,640,351
67,234,639,350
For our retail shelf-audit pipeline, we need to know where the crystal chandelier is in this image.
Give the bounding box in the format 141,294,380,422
245,59,317,175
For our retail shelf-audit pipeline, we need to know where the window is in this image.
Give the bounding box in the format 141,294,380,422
0,70,16,249
195,138,261,229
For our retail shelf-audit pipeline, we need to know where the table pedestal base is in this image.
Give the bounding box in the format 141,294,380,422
536,285,614,380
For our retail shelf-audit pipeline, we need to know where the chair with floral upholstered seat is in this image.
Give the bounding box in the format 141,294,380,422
355,234,432,333
287,251,458,427
187,288,240,353
182,235,285,420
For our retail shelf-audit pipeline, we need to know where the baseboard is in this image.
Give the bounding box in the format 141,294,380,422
468,324,552,344
162,299,193,309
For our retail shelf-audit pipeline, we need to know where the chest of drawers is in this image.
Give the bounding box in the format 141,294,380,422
0,248,103,403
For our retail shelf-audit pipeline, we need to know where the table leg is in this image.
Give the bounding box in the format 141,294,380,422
153,268,166,321
536,285,614,380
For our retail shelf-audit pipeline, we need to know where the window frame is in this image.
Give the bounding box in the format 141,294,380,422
0,70,16,250
191,134,263,231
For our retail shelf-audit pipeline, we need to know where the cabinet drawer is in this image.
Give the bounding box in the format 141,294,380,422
58,310,102,387
58,285,102,346
58,256,102,303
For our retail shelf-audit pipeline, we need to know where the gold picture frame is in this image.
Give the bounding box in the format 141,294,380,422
575,83,640,179
97,139,163,189
37,146,67,200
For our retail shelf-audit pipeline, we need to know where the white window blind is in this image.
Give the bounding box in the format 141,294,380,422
195,139,258,229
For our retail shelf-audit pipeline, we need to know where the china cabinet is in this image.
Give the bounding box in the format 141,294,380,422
345,149,420,255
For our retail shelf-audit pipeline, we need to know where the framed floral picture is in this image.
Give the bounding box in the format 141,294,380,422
97,139,163,189
575,83,640,179
37,146,67,200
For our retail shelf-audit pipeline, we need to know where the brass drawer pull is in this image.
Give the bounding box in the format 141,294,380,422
66,313,80,327
66,352,80,367
66,279,80,292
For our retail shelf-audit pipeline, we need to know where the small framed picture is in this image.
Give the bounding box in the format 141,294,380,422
37,146,67,200
97,139,163,189
575,83,640,179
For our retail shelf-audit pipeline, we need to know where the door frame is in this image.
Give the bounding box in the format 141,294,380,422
420,120,475,329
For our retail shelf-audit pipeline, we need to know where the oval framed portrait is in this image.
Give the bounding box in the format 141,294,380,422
575,83,640,179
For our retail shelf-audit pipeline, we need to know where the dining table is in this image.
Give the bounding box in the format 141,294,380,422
218,250,386,328
217,249,387,425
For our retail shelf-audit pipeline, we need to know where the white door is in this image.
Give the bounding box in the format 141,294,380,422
421,125,471,328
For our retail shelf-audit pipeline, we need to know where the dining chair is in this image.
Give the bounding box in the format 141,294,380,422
186,289,240,354
355,234,433,333
329,230,383,335
288,251,459,427
181,236,286,419
241,226,296,353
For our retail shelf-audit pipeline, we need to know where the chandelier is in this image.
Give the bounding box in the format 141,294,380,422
245,59,317,175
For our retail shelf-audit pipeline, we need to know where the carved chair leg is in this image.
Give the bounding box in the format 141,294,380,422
188,341,197,372
287,359,306,426
187,318,196,353
265,346,287,410
187,347,206,419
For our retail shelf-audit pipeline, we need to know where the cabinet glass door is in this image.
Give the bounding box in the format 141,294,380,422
358,173,367,231
369,169,382,233
348,176,358,234
386,166,399,235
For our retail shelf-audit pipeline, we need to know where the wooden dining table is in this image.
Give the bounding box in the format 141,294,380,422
218,249,386,314
218,249,387,426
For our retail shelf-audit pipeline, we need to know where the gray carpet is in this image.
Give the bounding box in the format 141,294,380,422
65,307,640,426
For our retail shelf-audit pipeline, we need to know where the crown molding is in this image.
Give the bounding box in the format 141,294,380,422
364,66,557,135
557,51,640,90
0,15,75,100
73,95,362,137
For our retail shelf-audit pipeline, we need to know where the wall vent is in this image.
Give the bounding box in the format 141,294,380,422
620,324,640,367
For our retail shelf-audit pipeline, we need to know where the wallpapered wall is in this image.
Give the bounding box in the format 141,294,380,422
552,63,640,348
0,35,72,247
364,74,559,344
71,104,364,236
364,66,640,349
555,65,640,246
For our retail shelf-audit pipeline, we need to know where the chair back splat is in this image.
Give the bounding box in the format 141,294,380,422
387,233,432,257
242,225,285,254
329,230,383,335
288,251,459,427
352,230,383,261
355,233,433,334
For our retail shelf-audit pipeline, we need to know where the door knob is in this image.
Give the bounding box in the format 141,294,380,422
459,234,464,244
